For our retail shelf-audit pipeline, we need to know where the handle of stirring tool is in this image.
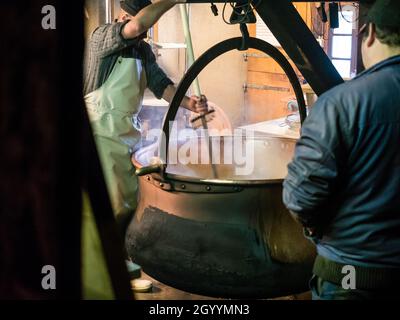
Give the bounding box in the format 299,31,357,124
179,4,218,178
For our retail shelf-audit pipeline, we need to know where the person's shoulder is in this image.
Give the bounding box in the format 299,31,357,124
89,22,126,41
316,71,377,107
87,24,110,48
311,62,400,119
324,72,373,96
307,80,362,120
312,81,348,109
90,23,112,37
346,60,400,93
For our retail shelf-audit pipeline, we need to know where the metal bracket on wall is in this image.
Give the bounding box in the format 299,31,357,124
243,52,291,62
243,83,291,93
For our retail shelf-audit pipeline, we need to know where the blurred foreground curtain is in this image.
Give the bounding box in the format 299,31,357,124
0,1,131,299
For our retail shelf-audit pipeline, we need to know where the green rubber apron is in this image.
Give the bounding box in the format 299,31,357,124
84,56,147,220
81,56,146,299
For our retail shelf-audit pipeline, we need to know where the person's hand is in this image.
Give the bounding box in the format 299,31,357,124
188,95,208,114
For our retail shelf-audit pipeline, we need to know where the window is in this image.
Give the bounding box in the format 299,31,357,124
328,5,359,79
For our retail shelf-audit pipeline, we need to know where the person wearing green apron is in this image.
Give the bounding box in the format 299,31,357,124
84,0,208,234
82,1,208,291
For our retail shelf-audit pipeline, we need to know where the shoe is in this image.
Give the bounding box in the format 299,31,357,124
126,260,141,279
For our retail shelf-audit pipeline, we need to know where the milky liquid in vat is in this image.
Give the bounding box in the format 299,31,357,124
135,135,296,181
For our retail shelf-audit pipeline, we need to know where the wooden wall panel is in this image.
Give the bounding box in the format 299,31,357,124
244,3,311,124
245,71,296,124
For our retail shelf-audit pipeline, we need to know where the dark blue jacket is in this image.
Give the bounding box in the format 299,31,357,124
283,55,400,268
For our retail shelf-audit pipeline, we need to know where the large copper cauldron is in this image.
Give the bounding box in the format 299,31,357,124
126,38,316,298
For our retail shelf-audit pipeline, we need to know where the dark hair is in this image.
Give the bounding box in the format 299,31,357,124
376,25,400,47
363,23,400,47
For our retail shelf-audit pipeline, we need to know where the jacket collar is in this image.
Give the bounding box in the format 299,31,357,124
355,54,400,79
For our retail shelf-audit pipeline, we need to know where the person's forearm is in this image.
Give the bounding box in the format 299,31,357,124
124,0,183,38
162,84,191,110
136,0,179,32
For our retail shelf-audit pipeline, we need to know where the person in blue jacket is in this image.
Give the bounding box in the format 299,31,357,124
283,0,400,300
